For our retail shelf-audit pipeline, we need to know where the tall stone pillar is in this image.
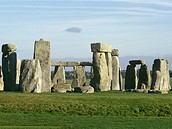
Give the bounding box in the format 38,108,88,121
52,66,66,84
90,43,112,91
71,66,86,87
151,59,171,91
125,64,137,90
138,64,151,90
111,49,120,90
1,44,17,91
33,38,51,92
0,66,4,91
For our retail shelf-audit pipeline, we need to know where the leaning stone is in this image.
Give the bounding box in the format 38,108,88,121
51,83,71,93
52,66,66,84
20,59,42,93
111,49,119,56
91,43,112,53
34,38,51,92
2,44,17,53
129,60,145,65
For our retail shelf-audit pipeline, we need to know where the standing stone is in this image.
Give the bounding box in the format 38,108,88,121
105,52,112,86
2,44,17,91
0,66,4,91
119,67,123,90
90,52,110,91
125,64,137,90
33,38,51,92
151,59,171,91
71,66,86,87
20,59,42,93
15,59,21,91
138,64,151,90
111,49,120,90
52,66,66,84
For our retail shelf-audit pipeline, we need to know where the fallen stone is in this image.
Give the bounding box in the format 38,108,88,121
51,83,71,93
74,86,94,93
148,90,168,94
129,89,148,93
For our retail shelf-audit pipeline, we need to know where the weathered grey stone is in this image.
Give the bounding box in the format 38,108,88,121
20,59,42,93
138,64,151,90
34,38,51,92
90,52,110,91
129,60,145,65
51,83,71,93
2,51,17,91
52,66,66,84
106,52,112,86
0,66,4,91
2,44,17,53
51,61,92,66
74,86,94,93
151,59,171,91
71,66,86,87
130,89,148,93
111,49,119,56
125,64,138,90
91,43,112,53
15,59,21,91
119,67,123,90
111,56,120,90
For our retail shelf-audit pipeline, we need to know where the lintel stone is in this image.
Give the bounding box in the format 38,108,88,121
111,49,119,56
91,43,112,53
129,60,145,65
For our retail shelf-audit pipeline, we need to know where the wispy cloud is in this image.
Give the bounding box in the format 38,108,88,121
65,27,82,33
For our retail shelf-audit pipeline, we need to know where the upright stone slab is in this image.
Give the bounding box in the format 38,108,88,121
71,66,86,87
15,59,21,91
33,39,51,92
111,49,120,90
2,44,17,91
52,66,66,84
90,43,112,91
119,66,123,90
138,64,151,90
20,59,42,93
151,59,171,91
0,66,4,91
125,64,137,90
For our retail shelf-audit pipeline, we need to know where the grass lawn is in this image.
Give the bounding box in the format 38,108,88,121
0,91,172,128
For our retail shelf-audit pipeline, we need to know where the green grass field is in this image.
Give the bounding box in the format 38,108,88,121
0,91,172,129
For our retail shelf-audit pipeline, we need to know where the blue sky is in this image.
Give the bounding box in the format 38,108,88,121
1,0,172,60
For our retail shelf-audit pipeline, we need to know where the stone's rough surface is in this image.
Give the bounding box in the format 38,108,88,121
111,49,119,56
151,59,171,91
71,66,86,87
20,59,42,93
51,61,92,66
90,52,110,91
129,60,145,65
2,44,17,53
119,67,123,90
106,52,112,85
51,83,71,93
34,39,51,92
148,90,168,94
129,89,148,93
2,44,17,91
0,66,4,91
91,43,112,53
74,86,94,93
52,66,66,84
111,56,120,90
125,64,138,90
138,64,151,90
15,59,21,91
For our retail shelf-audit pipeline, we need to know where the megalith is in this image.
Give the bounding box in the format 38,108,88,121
151,59,171,91
138,64,151,90
0,66,4,91
33,38,51,92
20,59,42,93
1,44,17,91
90,43,112,91
125,64,137,90
71,66,86,87
52,66,66,84
111,49,121,90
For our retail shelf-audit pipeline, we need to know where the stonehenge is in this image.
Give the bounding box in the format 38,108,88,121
0,41,171,94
